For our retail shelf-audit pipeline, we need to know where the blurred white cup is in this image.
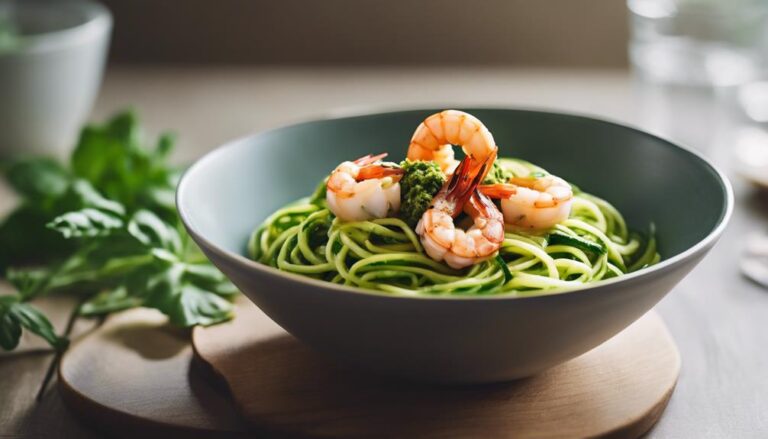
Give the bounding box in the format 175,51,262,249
0,0,111,158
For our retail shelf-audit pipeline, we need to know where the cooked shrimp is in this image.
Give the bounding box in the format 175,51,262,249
416,157,505,269
326,153,404,222
479,175,574,230
407,110,498,177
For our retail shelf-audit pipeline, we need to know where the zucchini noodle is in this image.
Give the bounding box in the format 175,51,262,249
248,158,661,296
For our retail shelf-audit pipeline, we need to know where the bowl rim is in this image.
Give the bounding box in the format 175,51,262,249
0,0,112,56
177,106,734,301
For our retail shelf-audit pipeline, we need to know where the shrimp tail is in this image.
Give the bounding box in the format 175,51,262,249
357,165,404,181
353,153,388,167
478,183,518,199
442,156,487,217
471,148,498,182
467,189,498,218
467,190,505,244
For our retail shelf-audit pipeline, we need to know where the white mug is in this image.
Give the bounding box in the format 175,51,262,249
0,0,112,158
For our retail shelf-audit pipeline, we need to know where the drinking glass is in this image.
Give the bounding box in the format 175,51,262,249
629,0,768,87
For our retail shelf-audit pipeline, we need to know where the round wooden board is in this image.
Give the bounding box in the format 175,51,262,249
58,308,250,438
193,300,681,439
58,299,680,438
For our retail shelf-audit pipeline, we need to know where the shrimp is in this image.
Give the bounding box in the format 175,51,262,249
416,157,505,269
407,110,498,177
479,175,574,230
326,153,404,222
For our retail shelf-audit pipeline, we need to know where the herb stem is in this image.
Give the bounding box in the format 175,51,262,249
35,300,83,402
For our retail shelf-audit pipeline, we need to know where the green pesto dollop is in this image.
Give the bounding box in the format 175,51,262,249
398,160,446,227
482,161,514,185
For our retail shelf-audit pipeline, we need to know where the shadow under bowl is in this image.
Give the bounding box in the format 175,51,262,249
177,108,732,383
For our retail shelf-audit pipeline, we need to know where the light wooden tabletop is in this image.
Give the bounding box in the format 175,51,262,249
1,67,766,438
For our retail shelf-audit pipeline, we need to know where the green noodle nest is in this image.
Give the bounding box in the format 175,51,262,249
248,158,660,296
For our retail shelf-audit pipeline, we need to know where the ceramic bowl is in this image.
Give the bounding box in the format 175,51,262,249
0,0,111,157
177,108,732,383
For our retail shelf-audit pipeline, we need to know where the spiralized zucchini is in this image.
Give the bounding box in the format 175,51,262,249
248,159,660,296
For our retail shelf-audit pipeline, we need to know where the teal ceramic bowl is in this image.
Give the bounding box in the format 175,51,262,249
177,108,732,383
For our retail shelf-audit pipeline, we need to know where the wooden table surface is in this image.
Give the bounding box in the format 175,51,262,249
1,67,766,438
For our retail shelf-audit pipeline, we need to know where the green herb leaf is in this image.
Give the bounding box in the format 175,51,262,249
0,205,74,271
184,264,239,297
68,180,126,216
9,303,68,350
70,111,178,213
0,297,67,351
6,268,51,300
4,157,70,201
40,246,154,296
155,133,176,160
46,181,128,239
0,296,22,350
0,179,125,270
71,112,142,184
80,286,142,317
144,264,234,327
127,210,182,253
48,208,124,239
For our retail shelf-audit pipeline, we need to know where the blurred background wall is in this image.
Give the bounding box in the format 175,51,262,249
100,0,628,67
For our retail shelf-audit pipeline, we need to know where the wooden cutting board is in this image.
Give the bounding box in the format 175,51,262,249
58,307,250,438
193,300,681,438
59,299,680,438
